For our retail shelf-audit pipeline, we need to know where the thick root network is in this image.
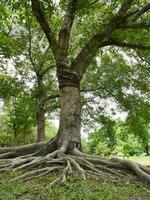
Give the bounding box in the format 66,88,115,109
0,146,150,188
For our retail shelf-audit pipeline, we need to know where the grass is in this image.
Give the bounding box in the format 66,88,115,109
129,156,150,166
0,171,150,200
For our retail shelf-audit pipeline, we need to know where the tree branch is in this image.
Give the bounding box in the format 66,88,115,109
104,38,150,51
81,0,101,9
87,0,100,7
43,87,104,101
71,0,134,78
28,19,36,72
31,0,57,58
46,94,60,101
117,0,133,17
57,0,77,62
135,51,150,66
38,46,50,69
121,22,150,29
25,3,37,73
41,65,56,77
132,3,150,20
80,87,102,93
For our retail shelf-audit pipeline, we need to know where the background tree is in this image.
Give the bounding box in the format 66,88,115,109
4,93,36,146
0,2,59,142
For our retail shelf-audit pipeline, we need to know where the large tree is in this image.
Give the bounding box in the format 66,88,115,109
1,0,150,186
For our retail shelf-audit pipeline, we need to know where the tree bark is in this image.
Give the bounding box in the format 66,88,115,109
37,97,45,142
13,127,17,147
23,126,26,145
144,143,149,156
36,77,46,142
56,86,81,153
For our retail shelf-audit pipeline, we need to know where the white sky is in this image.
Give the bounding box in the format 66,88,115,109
52,0,60,5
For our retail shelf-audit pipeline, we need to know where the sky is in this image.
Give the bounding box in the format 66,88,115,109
52,0,59,5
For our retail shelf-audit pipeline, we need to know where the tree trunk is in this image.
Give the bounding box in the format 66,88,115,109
37,99,45,142
144,143,149,156
56,86,81,152
36,77,46,142
13,128,17,147
23,126,26,145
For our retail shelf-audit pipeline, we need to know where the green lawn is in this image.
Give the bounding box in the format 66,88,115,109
0,172,150,200
129,156,150,166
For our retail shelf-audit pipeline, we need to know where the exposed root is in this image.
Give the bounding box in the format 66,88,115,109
0,142,46,156
0,147,150,189
11,166,63,182
67,157,86,180
114,158,150,185
0,137,57,158
0,152,16,159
